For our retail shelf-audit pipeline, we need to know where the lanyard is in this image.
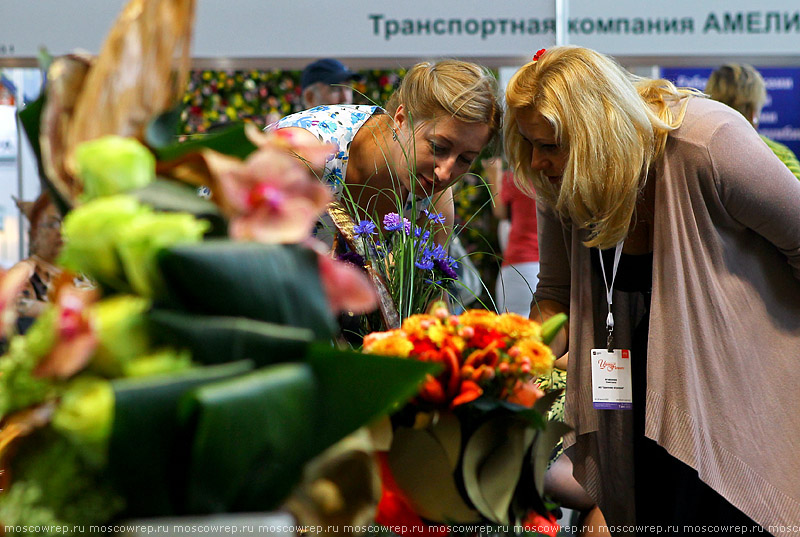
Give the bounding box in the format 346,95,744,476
598,241,624,351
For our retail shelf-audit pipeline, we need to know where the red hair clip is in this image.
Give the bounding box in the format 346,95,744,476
533,49,546,62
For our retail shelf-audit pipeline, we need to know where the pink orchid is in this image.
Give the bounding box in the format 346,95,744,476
207,140,332,243
246,124,334,170
34,281,99,379
306,239,378,315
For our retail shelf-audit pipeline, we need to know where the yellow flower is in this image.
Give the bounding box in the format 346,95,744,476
496,313,542,340
363,330,414,358
456,309,500,330
510,338,554,377
401,314,438,339
426,323,450,346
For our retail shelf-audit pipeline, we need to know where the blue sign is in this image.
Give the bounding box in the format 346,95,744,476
660,66,800,160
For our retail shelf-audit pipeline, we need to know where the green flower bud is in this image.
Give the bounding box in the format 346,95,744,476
123,348,193,378
115,212,209,298
90,295,151,376
58,195,149,289
0,335,56,420
52,376,114,467
74,136,156,201
22,306,58,360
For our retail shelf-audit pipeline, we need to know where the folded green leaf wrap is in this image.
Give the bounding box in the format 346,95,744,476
179,363,318,513
157,242,337,340
305,345,439,459
148,310,314,367
109,361,254,517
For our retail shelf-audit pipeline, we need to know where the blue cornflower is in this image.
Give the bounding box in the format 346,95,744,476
428,244,448,260
383,213,403,231
414,228,431,242
353,220,377,238
415,256,435,270
424,210,446,225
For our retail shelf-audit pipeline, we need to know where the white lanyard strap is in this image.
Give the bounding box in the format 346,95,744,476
598,240,624,350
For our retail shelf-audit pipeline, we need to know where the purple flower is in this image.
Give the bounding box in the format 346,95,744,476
434,258,459,280
353,220,377,238
424,210,446,225
403,218,412,235
383,213,403,231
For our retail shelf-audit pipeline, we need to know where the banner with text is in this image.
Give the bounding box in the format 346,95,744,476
0,1,798,63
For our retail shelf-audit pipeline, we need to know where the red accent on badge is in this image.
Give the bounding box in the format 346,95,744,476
621,350,629,359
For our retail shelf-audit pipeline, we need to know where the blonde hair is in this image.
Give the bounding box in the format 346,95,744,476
385,59,503,151
504,45,699,248
705,63,766,124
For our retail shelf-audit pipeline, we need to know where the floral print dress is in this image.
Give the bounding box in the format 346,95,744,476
272,105,431,216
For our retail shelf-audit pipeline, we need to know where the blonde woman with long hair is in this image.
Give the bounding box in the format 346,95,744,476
505,45,800,532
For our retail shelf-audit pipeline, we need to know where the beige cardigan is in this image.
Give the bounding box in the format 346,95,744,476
534,97,800,535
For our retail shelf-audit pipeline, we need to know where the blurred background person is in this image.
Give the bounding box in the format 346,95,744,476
486,157,540,316
706,63,800,180
301,58,363,108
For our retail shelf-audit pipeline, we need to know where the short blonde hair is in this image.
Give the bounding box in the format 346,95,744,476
385,59,503,152
705,63,766,123
504,45,697,249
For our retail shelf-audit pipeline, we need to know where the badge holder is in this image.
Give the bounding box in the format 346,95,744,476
591,241,633,410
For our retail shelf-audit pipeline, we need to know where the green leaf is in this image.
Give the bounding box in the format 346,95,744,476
388,426,481,524
157,241,337,340
531,420,572,499
146,108,183,149
305,343,439,456
462,415,534,524
428,411,462,471
17,94,71,215
17,94,45,170
540,313,568,345
129,179,227,236
108,361,254,517
179,363,318,513
467,397,547,430
148,310,314,367
149,119,257,162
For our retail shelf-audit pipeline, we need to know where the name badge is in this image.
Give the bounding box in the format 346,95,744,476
591,348,632,410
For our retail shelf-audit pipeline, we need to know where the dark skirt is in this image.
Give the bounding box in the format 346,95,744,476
594,248,762,530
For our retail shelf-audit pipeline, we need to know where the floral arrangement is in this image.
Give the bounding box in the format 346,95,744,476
345,211,461,325
179,68,405,135
177,67,500,309
363,306,568,535
0,0,438,532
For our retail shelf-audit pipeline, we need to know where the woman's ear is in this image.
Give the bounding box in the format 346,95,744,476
393,104,407,132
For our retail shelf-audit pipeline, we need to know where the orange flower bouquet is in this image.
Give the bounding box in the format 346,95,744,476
363,305,568,536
